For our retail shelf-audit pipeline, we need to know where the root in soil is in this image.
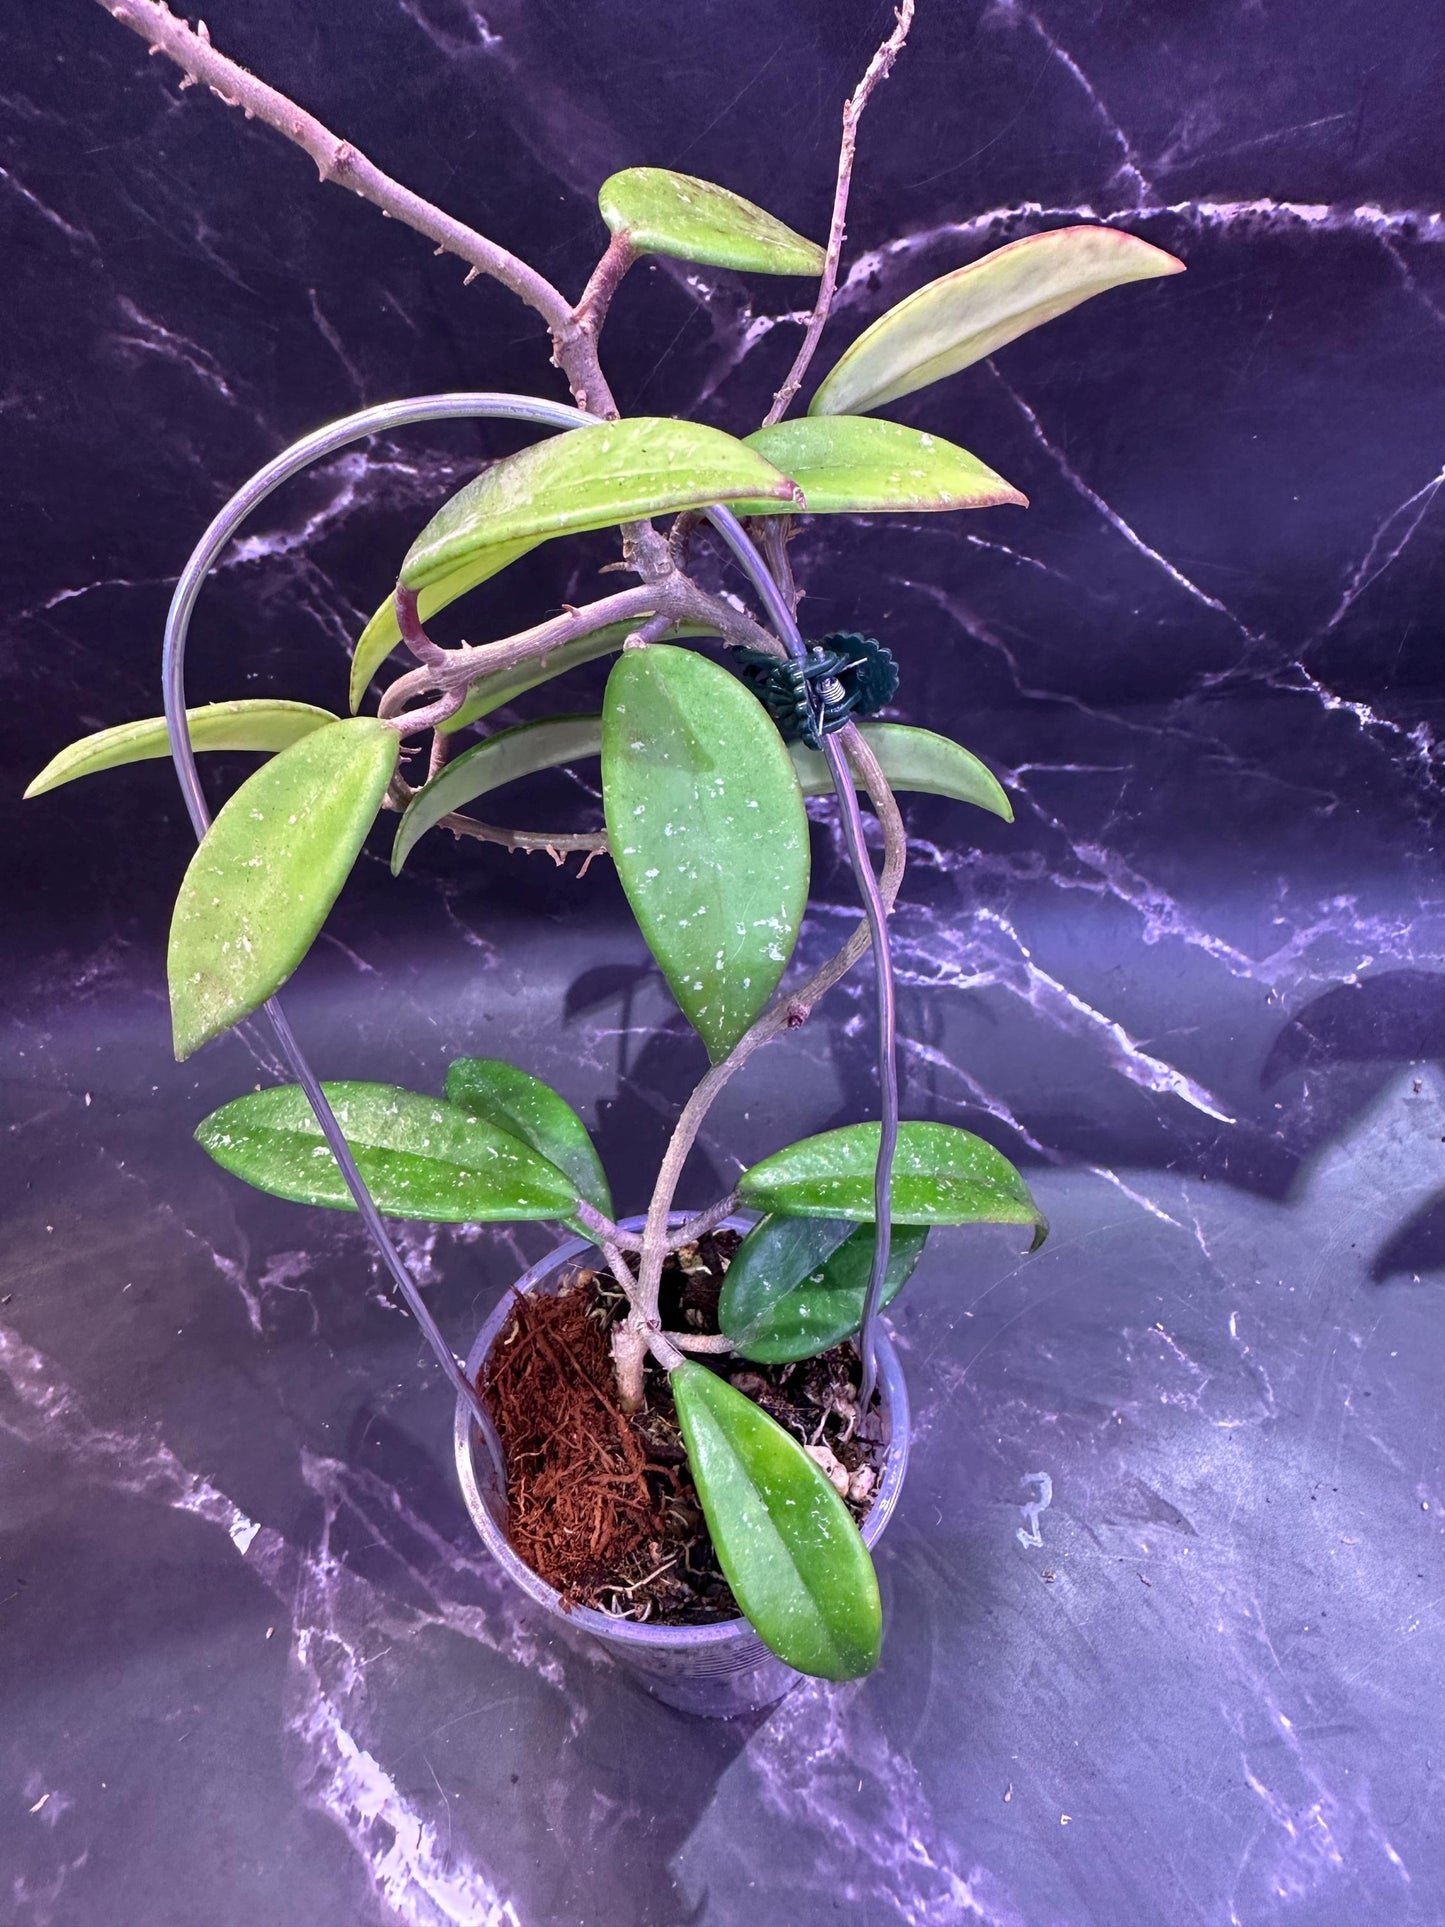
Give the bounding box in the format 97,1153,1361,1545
480,1229,886,1625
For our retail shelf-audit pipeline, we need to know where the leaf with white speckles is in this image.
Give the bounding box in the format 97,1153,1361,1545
195,1082,580,1220
167,718,398,1060
602,646,809,1061
740,1121,1047,1244
672,1361,881,1679
444,1057,612,1218
399,419,799,593
598,168,824,276
810,226,1184,418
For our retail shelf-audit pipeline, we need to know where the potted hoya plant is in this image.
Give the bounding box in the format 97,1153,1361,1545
32,0,1184,1713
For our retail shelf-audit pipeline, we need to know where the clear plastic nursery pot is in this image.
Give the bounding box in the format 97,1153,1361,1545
454,1213,911,1719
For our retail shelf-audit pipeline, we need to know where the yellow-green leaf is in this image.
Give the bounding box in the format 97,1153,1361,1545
392,715,602,873
599,167,824,276
167,717,398,1060
602,646,810,1060
400,419,801,593
349,540,538,712
791,722,1013,821
672,1361,882,1679
735,416,1025,516
24,701,337,798
811,226,1185,418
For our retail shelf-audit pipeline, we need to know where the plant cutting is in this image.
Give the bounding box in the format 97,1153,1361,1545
30,0,1185,1696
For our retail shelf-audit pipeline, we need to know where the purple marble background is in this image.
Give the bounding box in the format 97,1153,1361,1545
4,2,1445,1922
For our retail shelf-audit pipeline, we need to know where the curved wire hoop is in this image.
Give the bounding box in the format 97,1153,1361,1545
160,391,898,1431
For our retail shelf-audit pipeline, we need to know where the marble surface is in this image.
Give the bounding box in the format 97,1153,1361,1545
4,1,1445,1921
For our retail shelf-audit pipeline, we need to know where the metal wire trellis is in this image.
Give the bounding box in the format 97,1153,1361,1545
161,392,899,1436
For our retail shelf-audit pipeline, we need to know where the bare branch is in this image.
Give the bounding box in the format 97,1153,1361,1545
593,1190,743,1254
377,586,672,723
379,683,467,739
664,1331,736,1354
572,231,638,341
763,0,915,425
441,816,607,860
667,1191,743,1247
394,586,448,667
426,728,452,784
375,571,788,729
92,0,619,411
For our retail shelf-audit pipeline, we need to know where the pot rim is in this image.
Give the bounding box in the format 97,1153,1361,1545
454,1211,911,1650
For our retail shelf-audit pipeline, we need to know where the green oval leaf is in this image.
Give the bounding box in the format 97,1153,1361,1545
603,646,810,1060
740,1121,1046,1241
393,715,602,873
24,701,337,798
736,416,1026,517
671,1361,881,1679
167,717,398,1061
195,1082,579,1221
438,618,717,737
598,167,824,276
791,722,1013,821
719,1216,930,1363
349,540,538,712
444,1056,613,1218
811,226,1185,418
400,420,801,593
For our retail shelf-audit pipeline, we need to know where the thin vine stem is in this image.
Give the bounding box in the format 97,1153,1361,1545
764,0,915,425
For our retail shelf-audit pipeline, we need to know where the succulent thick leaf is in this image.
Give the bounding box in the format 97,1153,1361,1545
740,1121,1046,1242
349,540,537,712
25,701,337,798
439,619,716,736
735,416,1025,516
444,1056,612,1218
195,1082,580,1221
791,722,1013,821
167,717,398,1060
811,226,1185,418
393,716,602,872
602,646,810,1060
400,420,801,593
671,1361,881,1679
719,1216,930,1363
598,167,824,276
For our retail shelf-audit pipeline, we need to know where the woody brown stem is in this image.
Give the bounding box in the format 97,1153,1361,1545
91,0,618,413
375,575,788,735
573,231,638,340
